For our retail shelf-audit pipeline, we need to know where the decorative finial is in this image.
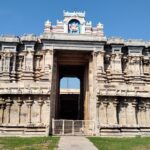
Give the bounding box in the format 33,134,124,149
44,20,51,33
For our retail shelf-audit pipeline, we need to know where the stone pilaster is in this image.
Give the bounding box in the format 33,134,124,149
0,53,3,76
0,98,5,124
2,53,12,82
138,103,145,126
118,99,128,126
45,96,51,135
5,97,13,124
131,99,138,126
142,58,150,83
98,99,103,125
37,97,44,124
17,97,23,124
17,56,24,81
104,54,111,82
34,55,42,82
10,53,17,82
112,98,118,124
26,97,34,124
145,100,150,126
96,97,101,125
103,99,109,124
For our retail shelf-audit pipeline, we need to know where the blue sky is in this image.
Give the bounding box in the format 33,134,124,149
0,0,150,40
60,77,80,89
0,0,150,89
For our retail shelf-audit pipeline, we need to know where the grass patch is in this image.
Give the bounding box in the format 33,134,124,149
0,136,59,150
88,137,150,150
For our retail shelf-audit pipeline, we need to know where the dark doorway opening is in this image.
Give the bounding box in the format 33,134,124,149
59,91,80,120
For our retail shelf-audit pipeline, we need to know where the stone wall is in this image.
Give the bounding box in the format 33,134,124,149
0,34,149,136
97,96,150,136
0,95,50,136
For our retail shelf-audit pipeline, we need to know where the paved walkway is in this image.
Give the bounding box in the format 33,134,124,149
57,136,98,150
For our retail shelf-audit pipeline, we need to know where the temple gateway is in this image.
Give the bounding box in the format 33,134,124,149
0,11,150,136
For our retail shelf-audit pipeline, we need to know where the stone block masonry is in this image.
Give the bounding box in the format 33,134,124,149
0,11,150,136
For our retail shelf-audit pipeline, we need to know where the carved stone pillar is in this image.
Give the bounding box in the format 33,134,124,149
45,50,52,71
17,97,23,124
5,97,13,124
112,98,118,124
119,99,128,126
26,97,33,124
142,58,150,83
11,53,17,82
145,100,150,126
103,99,109,124
45,96,51,135
138,105,142,126
34,55,42,82
122,55,128,74
5,53,11,72
105,54,111,82
131,99,138,125
36,56,41,69
140,56,144,75
27,51,34,71
22,53,26,71
0,98,5,124
143,108,146,126
0,54,3,72
37,97,44,124
96,98,101,125
17,56,24,81
2,53,11,82
143,59,149,74
134,56,141,75
138,103,145,126
127,56,132,75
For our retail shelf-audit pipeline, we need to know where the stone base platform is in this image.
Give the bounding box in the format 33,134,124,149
99,126,150,137
0,125,48,137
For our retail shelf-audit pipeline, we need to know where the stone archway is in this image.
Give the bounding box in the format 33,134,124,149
53,50,91,121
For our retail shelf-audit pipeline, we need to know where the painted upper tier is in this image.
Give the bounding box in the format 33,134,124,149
44,11,104,36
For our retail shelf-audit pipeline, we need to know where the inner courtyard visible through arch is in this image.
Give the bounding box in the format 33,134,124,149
59,77,80,120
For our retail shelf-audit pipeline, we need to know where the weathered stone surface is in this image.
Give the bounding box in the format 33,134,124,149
0,11,150,136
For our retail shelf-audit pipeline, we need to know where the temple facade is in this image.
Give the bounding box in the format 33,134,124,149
0,11,150,136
